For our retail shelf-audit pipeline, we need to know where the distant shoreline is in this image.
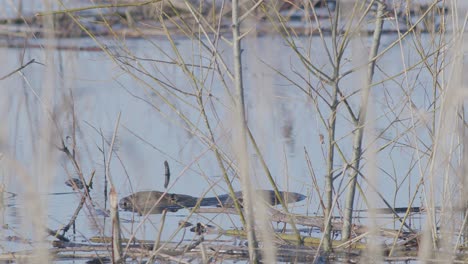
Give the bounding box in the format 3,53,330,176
0,1,449,43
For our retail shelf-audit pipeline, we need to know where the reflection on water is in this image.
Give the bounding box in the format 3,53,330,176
279,104,296,154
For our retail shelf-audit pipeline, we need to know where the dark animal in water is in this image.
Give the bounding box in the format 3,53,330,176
119,190,306,215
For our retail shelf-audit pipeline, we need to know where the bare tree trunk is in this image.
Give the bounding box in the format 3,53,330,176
341,0,385,241
322,0,342,252
323,77,340,252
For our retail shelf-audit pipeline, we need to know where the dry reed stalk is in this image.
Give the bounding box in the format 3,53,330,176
419,2,467,260
110,187,123,263
24,1,58,262
147,209,168,263
358,30,382,264
246,127,303,243
242,33,299,253
106,113,123,263
230,0,259,259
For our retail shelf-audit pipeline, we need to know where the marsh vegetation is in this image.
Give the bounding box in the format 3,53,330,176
0,0,467,263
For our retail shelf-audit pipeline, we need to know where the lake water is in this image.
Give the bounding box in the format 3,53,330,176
0,1,467,263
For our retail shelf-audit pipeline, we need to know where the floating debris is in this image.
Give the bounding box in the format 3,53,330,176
179,220,193,228
6,235,30,244
86,257,111,264
164,160,170,189
65,178,84,190
190,222,217,235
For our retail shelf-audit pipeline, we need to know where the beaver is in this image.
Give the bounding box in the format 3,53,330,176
118,191,199,214
119,190,306,215
215,190,307,208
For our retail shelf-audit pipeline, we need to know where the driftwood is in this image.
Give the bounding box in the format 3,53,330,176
0,243,198,263
53,238,203,256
